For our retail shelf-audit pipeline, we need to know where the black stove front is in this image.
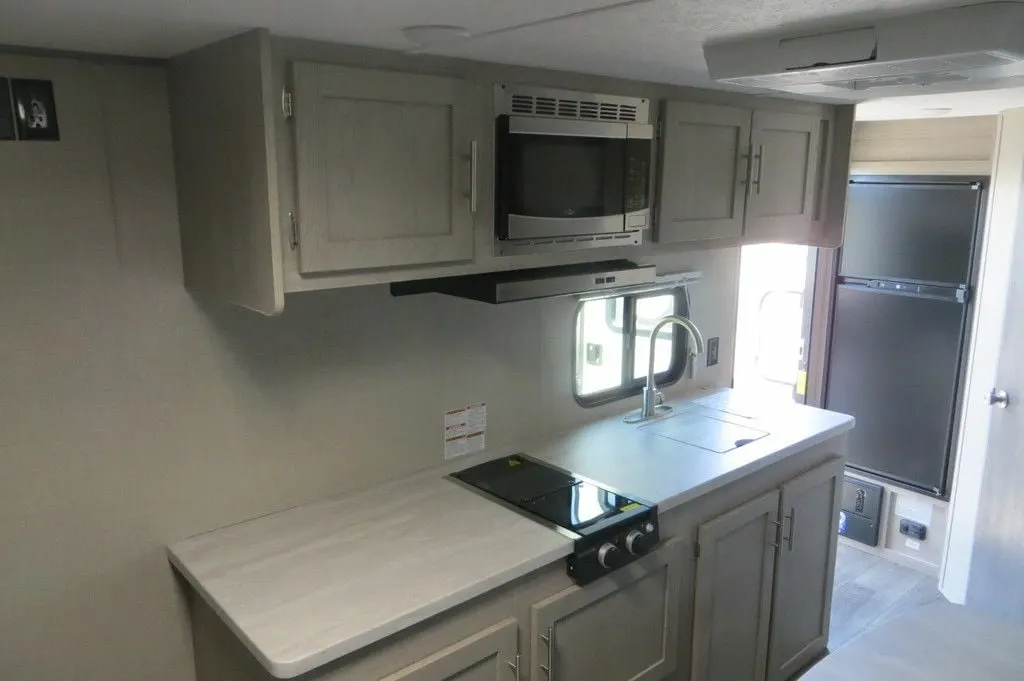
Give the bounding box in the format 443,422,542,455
452,454,660,584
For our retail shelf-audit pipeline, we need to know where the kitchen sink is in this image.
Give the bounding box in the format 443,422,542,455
639,409,769,453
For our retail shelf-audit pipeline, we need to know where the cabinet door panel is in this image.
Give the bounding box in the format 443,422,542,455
767,459,842,681
692,490,780,681
746,111,821,243
292,62,476,274
657,102,751,242
382,619,518,681
531,540,682,681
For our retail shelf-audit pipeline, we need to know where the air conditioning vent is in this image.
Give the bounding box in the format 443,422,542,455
500,87,647,122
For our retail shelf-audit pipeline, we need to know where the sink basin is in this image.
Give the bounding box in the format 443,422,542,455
639,409,769,453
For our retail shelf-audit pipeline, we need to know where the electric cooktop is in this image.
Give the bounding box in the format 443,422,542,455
451,454,659,584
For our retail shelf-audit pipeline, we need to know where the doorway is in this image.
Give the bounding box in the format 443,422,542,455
733,244,818,404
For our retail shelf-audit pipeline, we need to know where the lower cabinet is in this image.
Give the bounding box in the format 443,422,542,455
691,459,842,681
531,540,683,681
692,491,781,681
381,619,519,681
767,462,842,681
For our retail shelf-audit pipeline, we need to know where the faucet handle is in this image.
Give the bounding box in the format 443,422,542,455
654,390,665,406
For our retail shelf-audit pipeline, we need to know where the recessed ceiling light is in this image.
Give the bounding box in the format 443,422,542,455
921,107,954,115
402,25,471,48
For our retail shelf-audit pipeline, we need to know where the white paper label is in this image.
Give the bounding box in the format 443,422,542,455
905,539,922,551
444,403,487,459
895,496,933,526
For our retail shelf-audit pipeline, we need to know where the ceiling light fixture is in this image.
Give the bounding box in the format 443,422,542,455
402,25,471,48
921,107,954,116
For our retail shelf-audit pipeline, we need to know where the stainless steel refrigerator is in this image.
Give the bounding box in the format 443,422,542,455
825,176,986,498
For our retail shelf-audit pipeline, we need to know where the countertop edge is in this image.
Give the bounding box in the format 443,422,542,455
168,541,573,679
656,417,855,514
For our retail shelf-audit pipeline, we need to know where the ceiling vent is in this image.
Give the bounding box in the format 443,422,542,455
704,3,1024,100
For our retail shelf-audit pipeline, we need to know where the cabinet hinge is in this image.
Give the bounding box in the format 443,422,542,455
282,88,294,120
288,212,299,250
657,119,664,140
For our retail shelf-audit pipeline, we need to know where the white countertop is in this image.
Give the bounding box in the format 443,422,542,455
168,390,853,679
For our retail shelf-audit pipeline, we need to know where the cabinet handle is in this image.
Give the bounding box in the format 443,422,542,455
753,144,765,195
540,626,555,679
506,653,521,681
739,150,751,187
784,508,796,551
464,140,479,214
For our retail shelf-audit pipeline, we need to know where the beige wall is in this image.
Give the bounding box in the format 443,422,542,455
0,55,739,680
851,116,998,175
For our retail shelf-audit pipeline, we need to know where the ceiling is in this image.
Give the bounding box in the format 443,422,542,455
0,0,992,92
857,87,1024,120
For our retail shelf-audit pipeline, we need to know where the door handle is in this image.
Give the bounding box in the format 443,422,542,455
506,653,521,681
540,626,555,679
989,389,1010,408
784,509,795,551
463,140,479,213
753,143,765,195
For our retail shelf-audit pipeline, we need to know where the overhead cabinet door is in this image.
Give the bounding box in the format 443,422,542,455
657,102,751,242
292,63,478,273
531,540,682,681
745,111,821,242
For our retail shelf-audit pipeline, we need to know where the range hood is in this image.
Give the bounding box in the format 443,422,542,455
391,260,696,304
704,2,1024,101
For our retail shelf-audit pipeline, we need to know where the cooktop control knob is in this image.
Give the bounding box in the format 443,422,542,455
597,542,622,569
625,528,656,556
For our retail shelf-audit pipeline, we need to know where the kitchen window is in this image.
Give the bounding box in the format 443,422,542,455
573,289,689,406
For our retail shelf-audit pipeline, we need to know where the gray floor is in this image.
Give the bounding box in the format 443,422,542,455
829,542,945,651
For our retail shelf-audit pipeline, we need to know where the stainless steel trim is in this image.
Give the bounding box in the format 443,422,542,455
540,627,555,679
754,143,765,194
627,123,655,140
506,213,625,241
493,265,656,303
509,115,628,139
576,270,702,302
496,231,642,256
496,84,651,123
464,140,479,214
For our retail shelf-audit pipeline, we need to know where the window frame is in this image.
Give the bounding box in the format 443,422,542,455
572,288,690,408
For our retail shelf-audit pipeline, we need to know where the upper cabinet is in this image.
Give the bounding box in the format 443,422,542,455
658,101,849,249
745,111,821,242
291,63,479,274
169,30,853,314
657,102,751,243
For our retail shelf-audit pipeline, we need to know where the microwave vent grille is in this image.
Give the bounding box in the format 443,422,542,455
508,94,639,122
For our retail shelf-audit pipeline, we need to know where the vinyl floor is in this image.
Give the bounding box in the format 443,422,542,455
828,542,944,651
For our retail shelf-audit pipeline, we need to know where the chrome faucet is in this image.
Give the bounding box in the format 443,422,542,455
625,315,705,423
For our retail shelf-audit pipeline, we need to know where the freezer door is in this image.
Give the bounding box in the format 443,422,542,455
825,285,968,495
842,180,982,284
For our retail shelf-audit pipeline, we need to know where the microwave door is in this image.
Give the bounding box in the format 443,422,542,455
501,117,630,241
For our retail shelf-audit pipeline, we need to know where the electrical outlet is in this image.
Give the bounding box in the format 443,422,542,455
706,337,720,367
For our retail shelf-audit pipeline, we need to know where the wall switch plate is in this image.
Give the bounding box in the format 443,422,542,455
706,337,720,367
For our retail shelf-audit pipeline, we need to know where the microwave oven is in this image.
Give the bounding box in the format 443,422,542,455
494,85,653,255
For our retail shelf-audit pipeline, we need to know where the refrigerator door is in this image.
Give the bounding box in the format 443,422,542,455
825,284,968,495
842,179,983,285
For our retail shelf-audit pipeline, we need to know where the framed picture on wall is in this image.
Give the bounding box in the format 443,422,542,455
11,78,59,141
